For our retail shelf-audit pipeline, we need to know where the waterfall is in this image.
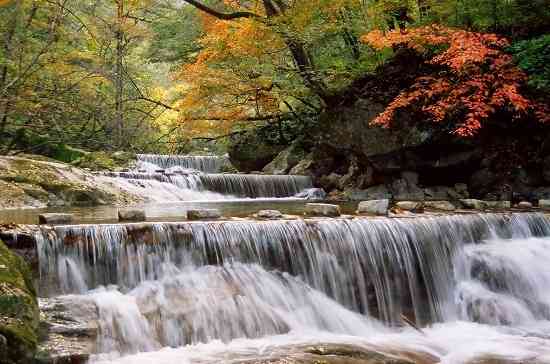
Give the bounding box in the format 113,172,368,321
35,213,550,327
101,172,313,199
136,154,231,173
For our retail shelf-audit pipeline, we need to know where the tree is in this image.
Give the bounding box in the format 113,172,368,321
361,25,549,136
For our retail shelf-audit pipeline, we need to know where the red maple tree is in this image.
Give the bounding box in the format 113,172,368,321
361,25,549,136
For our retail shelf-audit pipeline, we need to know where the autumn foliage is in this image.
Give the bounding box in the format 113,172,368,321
361,25,549,136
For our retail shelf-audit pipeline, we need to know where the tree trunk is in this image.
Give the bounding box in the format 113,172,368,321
114,0,125,148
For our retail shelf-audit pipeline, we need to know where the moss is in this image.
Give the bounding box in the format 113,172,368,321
51,145,89,164
71,151,136,171
0,239,39,364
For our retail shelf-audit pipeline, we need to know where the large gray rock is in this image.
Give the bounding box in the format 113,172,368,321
396,201,424,212
38,213,73,225
187,209,222,220
305,203,341,217
118,209,146,222
357,199,389,216
540,200,550,210
262,144,306,175
460,199,488,210
254,210,284,219
517,201,533,209
424,201,456,211
289,153,314,175
392,178,424,201
346,185,391,201
485,201,511,210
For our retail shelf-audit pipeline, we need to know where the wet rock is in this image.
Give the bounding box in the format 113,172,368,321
485,201,511,210
454,183,470,199
118,209,146,222
539,200,550,210
424,201,456,211
255,210,284,219
296,188,327,200
187,209,222,220
517,201,533,209
0,239,39,364
396,201,424,212
38,213,73,225
345,185,391,201
305,203,341,217
460,199,488,210
357,199,389,216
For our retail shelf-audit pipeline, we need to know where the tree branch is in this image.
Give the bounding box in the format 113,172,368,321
181,0,262,20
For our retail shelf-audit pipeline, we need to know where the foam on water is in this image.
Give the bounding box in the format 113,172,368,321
36,213,550,363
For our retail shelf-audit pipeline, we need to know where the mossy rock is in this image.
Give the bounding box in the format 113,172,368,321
71,151,136,171
51,145,89,164
0,240,39,364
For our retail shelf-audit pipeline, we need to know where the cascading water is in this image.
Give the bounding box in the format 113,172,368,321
35,213,550,363
98,154,314,201
136,154,231,173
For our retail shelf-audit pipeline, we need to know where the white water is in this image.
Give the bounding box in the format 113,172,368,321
35,213,550,363
100,154,314,201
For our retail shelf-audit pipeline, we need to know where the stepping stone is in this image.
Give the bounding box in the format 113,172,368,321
187,209,222,220
118,209,146,222
305,203,341,217
38,213,73,225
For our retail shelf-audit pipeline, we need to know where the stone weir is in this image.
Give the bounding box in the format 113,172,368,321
136,154,231,173
101,171,313,199
18,212,550,326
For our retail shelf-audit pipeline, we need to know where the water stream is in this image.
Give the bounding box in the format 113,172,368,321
35,212,550,363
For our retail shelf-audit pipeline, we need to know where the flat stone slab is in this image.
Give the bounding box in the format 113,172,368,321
357,199,389,216
118,209,146,222
424,201,456,211
395,201,424,212
187,209,222,220
305,203,341,217
255,210,284,219
38,213,73,225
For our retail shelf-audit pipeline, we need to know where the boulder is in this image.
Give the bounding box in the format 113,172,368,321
118,209,146,222
517,201,533,209
459,199,488,210
424,201,456,211
357,199,390,216
187,209,222,220
38,213,73,225
262,144,306,175
539,200,550,210
305,203,341,217
289,153,314,175
485,201,511,210
296,188,327,200
255,210,284,219
396,201,424,212
392,178,424,201
346,185,391,201
319,173,343,191
228,130,286,172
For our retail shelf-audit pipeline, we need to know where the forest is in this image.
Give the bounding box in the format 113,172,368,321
0,0,547,158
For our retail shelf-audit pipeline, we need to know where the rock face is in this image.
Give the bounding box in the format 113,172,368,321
305,203,341,217
38,213,73,225
0,239,39,364
357,200,389,216
0,156,142,209
118,209,146,222
187,209,222,220
228,131,286,172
